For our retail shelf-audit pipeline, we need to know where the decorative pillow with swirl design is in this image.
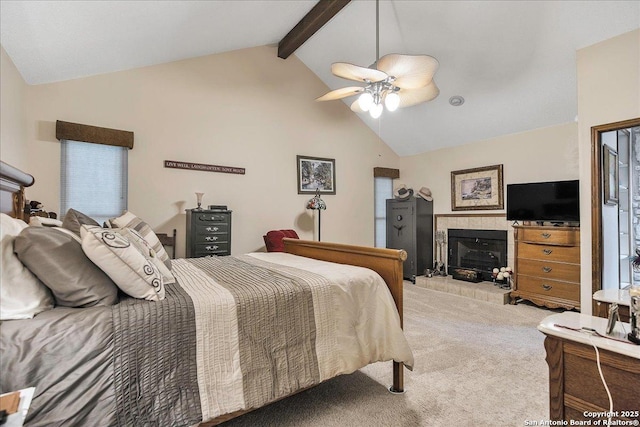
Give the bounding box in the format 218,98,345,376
80,225,165,301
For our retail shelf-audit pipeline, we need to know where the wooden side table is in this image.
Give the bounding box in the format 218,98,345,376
538,313,639,422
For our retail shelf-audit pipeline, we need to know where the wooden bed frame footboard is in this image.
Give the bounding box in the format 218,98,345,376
283,237,409,393
202,239,409,426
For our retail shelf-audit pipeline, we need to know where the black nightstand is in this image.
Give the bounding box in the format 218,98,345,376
185,208,232,257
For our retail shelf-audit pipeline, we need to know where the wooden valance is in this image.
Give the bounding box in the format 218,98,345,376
373,167,400,179
56,120,134,149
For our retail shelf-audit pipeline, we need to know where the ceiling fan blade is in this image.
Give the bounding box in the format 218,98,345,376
331,62,388,83
397,81,440,108
377,54,439,89
316,86,365,101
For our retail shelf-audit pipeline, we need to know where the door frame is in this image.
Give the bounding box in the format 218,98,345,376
590,117,640,314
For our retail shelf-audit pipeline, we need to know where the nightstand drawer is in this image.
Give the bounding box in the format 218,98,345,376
194,242,230,256
517,242,580,263
195,213,229,224
516,275,579,302
196,224,229,235
517,259,580,283
194,233,228,244
520,228,579,246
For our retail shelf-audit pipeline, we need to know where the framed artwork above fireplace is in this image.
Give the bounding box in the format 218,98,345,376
451,164,504,211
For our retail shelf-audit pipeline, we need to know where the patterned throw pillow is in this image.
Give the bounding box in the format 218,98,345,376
80,225,165,301
117,227,175,285
109,211,172,269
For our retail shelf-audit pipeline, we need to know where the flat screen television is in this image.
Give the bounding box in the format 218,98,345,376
506,180,580,222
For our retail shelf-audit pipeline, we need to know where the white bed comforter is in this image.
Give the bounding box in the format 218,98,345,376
172,252,414,421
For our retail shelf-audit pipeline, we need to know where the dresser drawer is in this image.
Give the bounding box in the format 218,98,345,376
519,228,579,246
517,242,580,263
194,213,230,224
194,232,229,244
196,223,229,235
517,259,580,283
194,242,230,256
516,275,579,302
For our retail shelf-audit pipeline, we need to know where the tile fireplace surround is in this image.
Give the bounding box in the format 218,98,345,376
414,213,514,304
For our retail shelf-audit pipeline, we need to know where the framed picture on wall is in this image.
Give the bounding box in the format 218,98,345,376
603,145,619,205
297,155,336,195
451,164,504,211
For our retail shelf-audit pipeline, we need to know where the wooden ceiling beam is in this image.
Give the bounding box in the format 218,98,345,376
278,0,351,59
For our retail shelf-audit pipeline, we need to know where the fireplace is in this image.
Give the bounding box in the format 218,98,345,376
448,229,508,281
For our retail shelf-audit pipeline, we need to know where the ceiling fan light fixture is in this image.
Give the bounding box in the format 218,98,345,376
384,91,400,111
369,102,383,119
358,92,374,111
316,0,439,119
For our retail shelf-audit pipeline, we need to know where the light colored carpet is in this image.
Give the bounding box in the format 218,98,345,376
222,282,555,426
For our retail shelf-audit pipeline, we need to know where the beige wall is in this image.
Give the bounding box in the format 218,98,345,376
577,29,640,314
398,122,579,215
0,46,28,170
18,46,399,256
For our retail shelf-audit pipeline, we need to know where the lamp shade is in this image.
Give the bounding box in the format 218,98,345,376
306,189,326,210
369,102,383,119
358,92,374,112
385,92,400,111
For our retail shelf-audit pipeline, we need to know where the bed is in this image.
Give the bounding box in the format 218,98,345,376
0,161,413,426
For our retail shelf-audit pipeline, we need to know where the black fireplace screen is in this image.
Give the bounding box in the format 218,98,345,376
448,229,507,281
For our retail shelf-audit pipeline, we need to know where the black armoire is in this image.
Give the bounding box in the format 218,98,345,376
386,197,433,282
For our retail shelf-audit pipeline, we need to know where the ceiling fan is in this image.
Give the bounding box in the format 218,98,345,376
316,0,439,118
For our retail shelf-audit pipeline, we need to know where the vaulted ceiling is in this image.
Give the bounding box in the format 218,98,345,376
1,1,638,156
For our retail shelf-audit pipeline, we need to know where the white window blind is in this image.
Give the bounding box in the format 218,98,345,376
374,176,393,247
60,140,128,225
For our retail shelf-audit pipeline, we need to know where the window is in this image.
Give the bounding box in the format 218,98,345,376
374,176,393,247
60,140,128,224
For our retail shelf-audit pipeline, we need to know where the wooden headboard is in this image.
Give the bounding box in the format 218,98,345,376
0,161,35,220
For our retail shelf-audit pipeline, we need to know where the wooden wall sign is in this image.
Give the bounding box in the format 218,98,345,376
164,160,245,175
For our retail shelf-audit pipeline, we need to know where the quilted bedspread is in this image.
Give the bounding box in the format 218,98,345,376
0,253,414,426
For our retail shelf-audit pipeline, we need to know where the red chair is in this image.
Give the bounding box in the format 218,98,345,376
263,229,299,252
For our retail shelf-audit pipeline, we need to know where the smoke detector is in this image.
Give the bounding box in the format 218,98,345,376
449,96,465,106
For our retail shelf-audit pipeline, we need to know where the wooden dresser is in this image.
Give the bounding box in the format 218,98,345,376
185,208,232,257
511,225,580,310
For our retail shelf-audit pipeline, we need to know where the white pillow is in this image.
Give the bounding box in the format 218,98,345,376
116,227,175,285
80,225,165,301
0,213,54,320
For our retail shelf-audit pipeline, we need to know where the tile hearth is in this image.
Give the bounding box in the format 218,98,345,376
414,275,511,305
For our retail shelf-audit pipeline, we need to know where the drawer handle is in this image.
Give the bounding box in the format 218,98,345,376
541,233,551,239
205,245,219,251
205,236,219,241
542,267,553,273
542,249,553,255
205,227,220,232
542,284,553,291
